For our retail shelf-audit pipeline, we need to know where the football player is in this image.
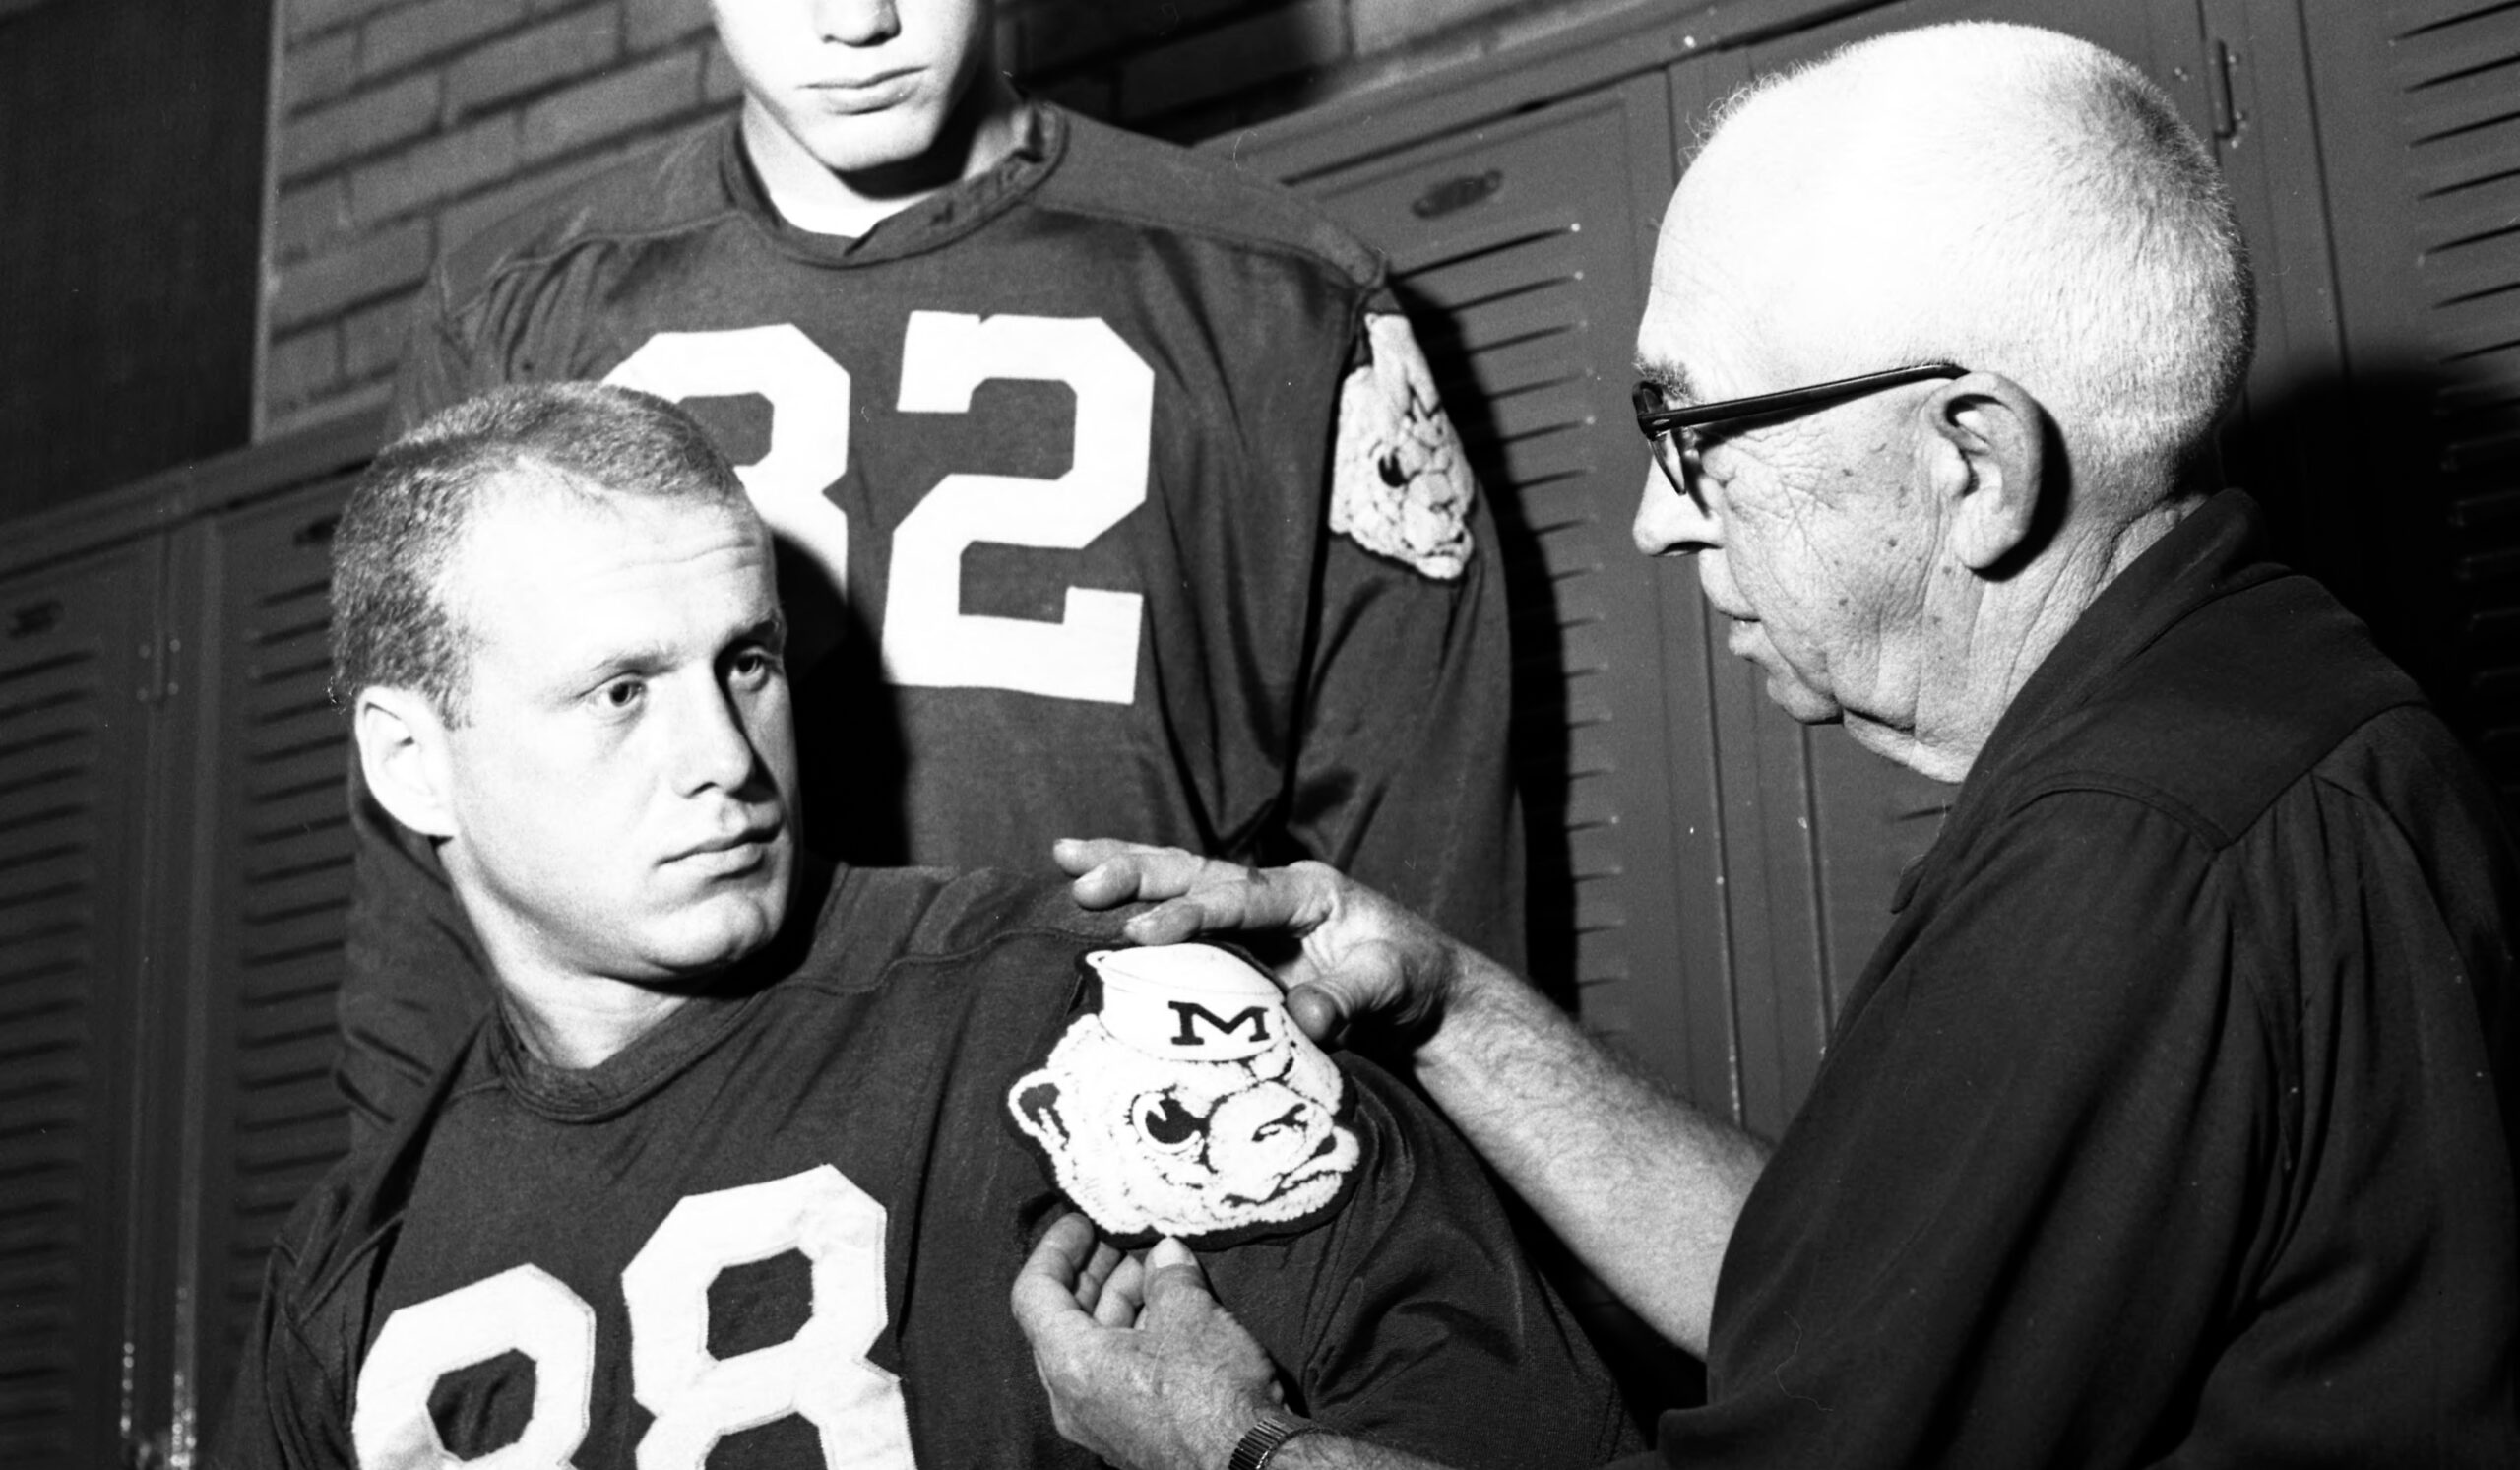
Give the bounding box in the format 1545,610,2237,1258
213,384,1625,1470
341,0,1526,1143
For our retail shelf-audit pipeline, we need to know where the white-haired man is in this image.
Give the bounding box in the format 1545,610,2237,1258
1013,22,2520,1469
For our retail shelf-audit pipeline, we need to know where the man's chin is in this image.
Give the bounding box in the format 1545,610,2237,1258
1761,670,1844,724
643,875,792,975
799,109,951,180
640,915,784,985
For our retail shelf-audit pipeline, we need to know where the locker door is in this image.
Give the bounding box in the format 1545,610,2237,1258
1283,76,1747,1108
2289,0,2520,811
0,543,165,1470
170,476,358,1452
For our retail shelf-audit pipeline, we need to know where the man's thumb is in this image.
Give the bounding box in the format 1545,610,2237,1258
1285,983,1350,1046
1142,1237,1213,1313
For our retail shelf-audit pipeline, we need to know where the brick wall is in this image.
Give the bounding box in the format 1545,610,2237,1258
261,0,1655,434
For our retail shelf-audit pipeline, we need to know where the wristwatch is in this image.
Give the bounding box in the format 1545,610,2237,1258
1226,1408,1322,1470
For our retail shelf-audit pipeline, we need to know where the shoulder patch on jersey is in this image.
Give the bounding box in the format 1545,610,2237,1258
1008,944,1361,1247
1331,313,1477,580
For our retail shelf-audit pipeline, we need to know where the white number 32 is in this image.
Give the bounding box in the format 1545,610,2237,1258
606,314,1152,705
349,1167,914,1469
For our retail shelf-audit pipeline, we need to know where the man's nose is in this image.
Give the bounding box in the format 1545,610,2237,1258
1632,464,1719,557
814,0,900,45
671,679,761,795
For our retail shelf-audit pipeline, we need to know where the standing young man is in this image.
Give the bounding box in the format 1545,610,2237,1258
342,0,1523,1138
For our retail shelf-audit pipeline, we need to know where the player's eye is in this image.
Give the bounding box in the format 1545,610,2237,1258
597,676,645,711
1136,1094,1207,1148
726,648,782,689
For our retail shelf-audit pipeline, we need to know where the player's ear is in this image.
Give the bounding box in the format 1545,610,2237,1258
354,685,459,839
1013,1076,1068,1149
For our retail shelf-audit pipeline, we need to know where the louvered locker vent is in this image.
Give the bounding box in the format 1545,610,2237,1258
0,548,154,1470
192,479,357,1420
2383,2,2520,797
1406,218,1615,987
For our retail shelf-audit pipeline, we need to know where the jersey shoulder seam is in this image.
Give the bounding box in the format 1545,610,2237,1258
431,128,748,321
1036,109,1388,293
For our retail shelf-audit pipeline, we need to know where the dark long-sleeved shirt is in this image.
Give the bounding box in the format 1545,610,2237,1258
1642,491,2520,1467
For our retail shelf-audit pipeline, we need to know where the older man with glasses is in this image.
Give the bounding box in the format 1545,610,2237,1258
1013,20,2520,1470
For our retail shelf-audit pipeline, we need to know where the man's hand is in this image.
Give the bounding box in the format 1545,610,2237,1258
1057,843,1765,1357
1053,839,1461,1047
1011,1213,1283,1470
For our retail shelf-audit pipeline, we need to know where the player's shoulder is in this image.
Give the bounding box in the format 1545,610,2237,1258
1037,105,1386,290
254,1072,460,1325
810,863,1132,975
425,117,739,316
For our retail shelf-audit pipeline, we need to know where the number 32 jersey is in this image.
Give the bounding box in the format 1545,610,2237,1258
215,864,1632,1469
394,102,1520,932
340,103,1525,1138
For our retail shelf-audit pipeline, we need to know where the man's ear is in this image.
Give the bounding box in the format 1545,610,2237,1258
353,686,458,839
1925,372,2047,572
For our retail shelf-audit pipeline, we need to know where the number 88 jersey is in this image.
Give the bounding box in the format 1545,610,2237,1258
389,103,1524,962
216,866,1635,1469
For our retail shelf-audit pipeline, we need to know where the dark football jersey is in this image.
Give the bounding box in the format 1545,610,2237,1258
339,102,1524,1141
218,864,1629,1470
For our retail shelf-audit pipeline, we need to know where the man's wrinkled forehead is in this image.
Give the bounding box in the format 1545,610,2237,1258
1635,178,1767,402
1640,102,1884,395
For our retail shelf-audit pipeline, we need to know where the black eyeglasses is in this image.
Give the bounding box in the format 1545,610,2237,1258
1632,362,1968,502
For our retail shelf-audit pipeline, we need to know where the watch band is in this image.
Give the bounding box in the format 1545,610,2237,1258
1226,1409,1322,1470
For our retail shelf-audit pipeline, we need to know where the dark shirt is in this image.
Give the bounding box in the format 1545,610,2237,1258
1645,492,2520,1467
219,863,1629,1470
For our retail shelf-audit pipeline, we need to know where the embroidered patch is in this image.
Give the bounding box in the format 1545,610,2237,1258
1009,944,1362,1247
1330,313,1477,581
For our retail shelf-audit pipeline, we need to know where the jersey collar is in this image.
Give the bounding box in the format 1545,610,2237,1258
721,100,1063,268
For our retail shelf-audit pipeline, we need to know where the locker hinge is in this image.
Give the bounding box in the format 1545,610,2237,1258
134,633,181,706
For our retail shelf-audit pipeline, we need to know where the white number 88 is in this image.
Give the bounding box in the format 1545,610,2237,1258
348,1167,914,1470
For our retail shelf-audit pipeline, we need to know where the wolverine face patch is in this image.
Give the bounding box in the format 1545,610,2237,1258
1009,944,1362,1246
1330,312,1477,581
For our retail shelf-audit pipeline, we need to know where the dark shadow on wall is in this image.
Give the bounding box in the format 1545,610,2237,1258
780,537,913,864
1386,278,1588,1011
2226,355,2520,825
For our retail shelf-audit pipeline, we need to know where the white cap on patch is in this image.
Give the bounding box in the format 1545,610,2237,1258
1087,945,1289,1061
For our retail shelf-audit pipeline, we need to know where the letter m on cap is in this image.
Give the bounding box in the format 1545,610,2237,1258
1168,1001,1269,1047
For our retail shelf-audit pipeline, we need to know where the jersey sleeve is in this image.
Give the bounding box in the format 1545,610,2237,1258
1661,792,2275,1468
1285,298,1526,967
1202,1055,1637,1469
206,1246,357,1470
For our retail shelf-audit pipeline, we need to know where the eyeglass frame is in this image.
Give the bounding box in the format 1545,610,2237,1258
1631,361,1970,502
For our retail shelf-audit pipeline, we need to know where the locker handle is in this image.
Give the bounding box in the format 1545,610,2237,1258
2208,39,2241,142
7,597,62,638
294,513,340,546
1413,169,1504,220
